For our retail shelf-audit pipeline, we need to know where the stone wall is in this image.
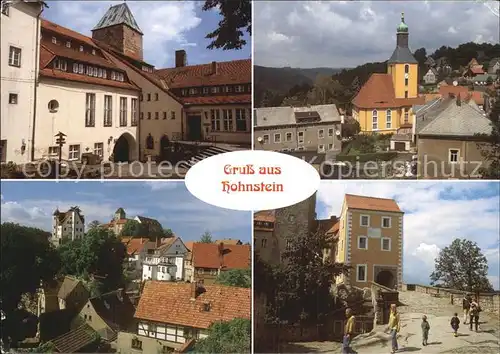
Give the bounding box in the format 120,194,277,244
402,283,500,315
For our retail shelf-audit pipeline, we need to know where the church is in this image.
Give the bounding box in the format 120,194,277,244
352,13,425,135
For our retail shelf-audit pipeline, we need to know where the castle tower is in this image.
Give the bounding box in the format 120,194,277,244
91,2,144,60
114,207,126,221
387,12,419,99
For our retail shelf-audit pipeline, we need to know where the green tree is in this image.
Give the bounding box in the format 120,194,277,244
119,219,147,238
88,220,101,230
342,118,361,140
58,227,126,293
430,238,493,292
163,228,174,238
0,223,61,347
216,268,251,288
476,92,500,178
203,0,251,50
200,231,213,243
0,223,60,313
265,229,349,324
193,318,251,353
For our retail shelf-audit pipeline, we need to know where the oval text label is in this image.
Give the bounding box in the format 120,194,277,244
184,150,321,211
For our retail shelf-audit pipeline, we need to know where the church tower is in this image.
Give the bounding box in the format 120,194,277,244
92,3,144,60
387,13,418,99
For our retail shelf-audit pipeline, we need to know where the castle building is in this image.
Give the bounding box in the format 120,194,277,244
328,195,404,290
352,13,424,135
51,207,85,246
1,2,250,165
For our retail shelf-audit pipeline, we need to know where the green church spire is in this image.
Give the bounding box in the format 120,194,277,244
397,12,409,33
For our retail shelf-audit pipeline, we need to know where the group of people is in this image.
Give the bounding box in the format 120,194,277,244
342,294,483,354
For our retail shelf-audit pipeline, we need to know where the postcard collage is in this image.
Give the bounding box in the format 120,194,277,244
1,1,499,353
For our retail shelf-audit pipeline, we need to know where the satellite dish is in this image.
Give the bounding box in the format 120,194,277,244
335,130,341,136
453,81,458,86
257,137,263,143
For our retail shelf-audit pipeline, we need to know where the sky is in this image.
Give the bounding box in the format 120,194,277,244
43,1,251,67
254,0,500,68
316,181,500,290
0,181,252,243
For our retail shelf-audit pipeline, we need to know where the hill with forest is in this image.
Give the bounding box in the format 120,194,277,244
254,42,500,109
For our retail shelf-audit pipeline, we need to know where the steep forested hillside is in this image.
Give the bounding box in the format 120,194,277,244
254,42,500,109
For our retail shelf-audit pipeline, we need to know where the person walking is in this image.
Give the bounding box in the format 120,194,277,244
387,304,401,354
450,312,460,337
421,315,430,346
342,308,356,354
469,300,480,332
462,293,471,324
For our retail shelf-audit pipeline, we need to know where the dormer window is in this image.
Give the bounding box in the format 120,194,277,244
51,37,57,44
65,41,71,48
79,45,84,52
92,49,96,55
54,59,67,71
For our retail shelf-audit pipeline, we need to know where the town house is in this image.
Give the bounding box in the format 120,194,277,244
415,95,493,179
329,194,404,290
121,237,157,272
51,207,85,246
254,104,343,154
142,237,189,281
38,276,89,315
253,210,280,265
36,19,140,162
352,13,424,136
116,281,251,353
186,242,251,284
76,289,136,342
1,0,45,164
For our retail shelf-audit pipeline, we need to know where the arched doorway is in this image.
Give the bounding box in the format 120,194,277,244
160,135,170,161
376,270,395,289
113,133,136,162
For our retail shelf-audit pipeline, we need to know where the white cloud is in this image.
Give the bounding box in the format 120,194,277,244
49,1,202,67
316,181,500,289
145,181,182,191
254,1,500,67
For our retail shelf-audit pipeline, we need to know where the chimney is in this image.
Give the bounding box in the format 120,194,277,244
190,282,196,300
456,94,461,106
175,50,186,68
218,242,224,269
211,61,217,75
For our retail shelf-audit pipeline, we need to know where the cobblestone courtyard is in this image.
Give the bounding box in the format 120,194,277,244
278,290,500,353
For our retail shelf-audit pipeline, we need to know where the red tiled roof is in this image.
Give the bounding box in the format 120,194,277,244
40,68,139,90
41,18,98,48
214,239,242,245
470,66,484,75
41,41,119,70
192,243,250,270
439,85,469,98
156,59,251,88
39,20,138,91
469,91,484,105
327,221,340,234
353,73,424,109
121,237,149,256
181,94,251,105
345,194,402,213
134,281,250,329
254,210,275,223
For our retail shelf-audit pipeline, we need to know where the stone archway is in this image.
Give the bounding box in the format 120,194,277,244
113,133,136,162
376,270,396,289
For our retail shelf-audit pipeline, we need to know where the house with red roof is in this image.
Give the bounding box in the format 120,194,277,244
1,2,250,166
35,18,140,163
116,281,250,353
185,242,250,284
142,237,189,282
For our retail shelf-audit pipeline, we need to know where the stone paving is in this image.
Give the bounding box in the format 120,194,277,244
279,291,500,353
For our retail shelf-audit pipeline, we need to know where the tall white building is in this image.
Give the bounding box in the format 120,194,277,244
142,237,188,281
1,0,45,163
51,207,85,246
